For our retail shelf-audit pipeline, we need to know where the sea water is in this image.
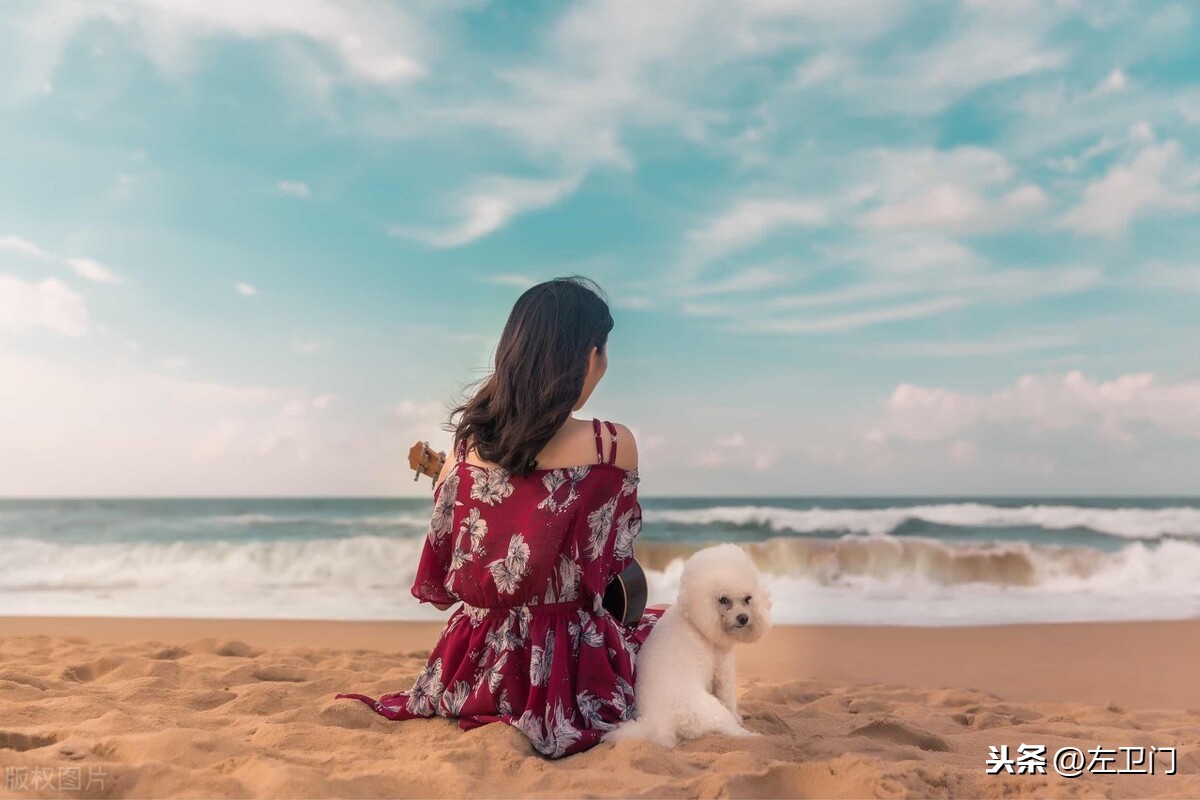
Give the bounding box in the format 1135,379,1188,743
2,497,1199,625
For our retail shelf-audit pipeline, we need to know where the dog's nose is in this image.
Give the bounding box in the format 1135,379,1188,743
736,614,749,626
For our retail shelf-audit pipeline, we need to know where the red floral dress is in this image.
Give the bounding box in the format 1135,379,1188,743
336,419,662,758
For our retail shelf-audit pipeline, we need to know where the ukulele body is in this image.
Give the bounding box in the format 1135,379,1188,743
603,559,648,626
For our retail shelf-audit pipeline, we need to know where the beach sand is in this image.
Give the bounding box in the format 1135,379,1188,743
1,616,1196,799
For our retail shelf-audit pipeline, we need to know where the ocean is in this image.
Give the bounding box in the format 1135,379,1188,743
2,497,1198,626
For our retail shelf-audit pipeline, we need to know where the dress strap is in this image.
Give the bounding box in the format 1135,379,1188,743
603,421,618,465
454,437,467,462
591,418,604,463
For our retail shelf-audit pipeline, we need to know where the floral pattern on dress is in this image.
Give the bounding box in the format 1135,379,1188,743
614,507,639,561
529,629,555,687
428,472,461,544
542,552,580,604
335,422,663,759
620,469,639,497
404,658,445,716
537,470,567,512
469,466,514,505
517,701,583,759
440,680,471,716
449,507,488,576
488,533,531,594
585,496,618,562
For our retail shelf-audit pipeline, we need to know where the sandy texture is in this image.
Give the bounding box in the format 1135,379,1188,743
0,617,1197,799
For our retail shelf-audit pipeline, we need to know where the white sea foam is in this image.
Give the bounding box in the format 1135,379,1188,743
200,513,432,529
41,503,1199,541
2,532,1199,625
643,503,1200,540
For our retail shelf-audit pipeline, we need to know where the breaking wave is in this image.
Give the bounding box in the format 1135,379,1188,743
642,503,1200,540
3,532,1198,602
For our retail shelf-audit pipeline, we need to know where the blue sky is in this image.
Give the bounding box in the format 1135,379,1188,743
1,0,1199,496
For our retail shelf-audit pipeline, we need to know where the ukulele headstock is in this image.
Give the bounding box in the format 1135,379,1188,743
408,441,447,488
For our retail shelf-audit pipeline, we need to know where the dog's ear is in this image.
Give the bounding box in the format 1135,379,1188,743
676,559,725,647
759,579,773,613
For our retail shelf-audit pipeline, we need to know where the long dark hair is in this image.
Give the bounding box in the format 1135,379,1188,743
449,276,614,475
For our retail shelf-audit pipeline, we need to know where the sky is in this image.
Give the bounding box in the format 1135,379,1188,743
1,0,1199,497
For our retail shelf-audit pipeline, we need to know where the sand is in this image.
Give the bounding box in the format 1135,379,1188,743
1,616,1197,799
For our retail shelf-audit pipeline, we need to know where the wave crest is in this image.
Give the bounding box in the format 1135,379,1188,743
643,503,1200,540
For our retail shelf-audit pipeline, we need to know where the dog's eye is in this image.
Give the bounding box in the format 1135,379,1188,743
718,596,731,606
744,595,752,604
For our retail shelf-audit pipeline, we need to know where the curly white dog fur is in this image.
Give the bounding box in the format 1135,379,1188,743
604,543,772,747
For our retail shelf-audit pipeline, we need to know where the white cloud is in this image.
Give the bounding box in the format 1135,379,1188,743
16,0,426,92
679,266,794,297
859,182,1047,231
799,6,1067,116
687,242,1098,337
1095,68,1127,94
63,257,123,284
1082,137,1118,160
949,265,1102,300
767,281,915,311
878,371,1200,444
795,53,843,86
2,234,125,284
1131,263,1200,292
748,296,971,334
1130,121,1155,143
716,433,745,448
879,333,1079,358
856,147,1047,232
481,274,536,289
826,233,986,276
0,275,88,336
427,0,909,243
1059,141,1199,237
396,400,444,419
236,282,257,297
394,400,450,456
0,235,50,259
460,0,898,170
276,180,310,198
947,439,979,467
903,23,1066,106
612,293,655,311
685,199,828,267
0,353,342,494
391,175,580,248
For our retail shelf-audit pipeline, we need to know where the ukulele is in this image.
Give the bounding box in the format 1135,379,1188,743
408,441,648,626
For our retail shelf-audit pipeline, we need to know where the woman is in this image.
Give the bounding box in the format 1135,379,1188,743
336,276,662,758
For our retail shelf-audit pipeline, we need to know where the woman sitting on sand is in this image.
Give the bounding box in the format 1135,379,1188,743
336,276,661,758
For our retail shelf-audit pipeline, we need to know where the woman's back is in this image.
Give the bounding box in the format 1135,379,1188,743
417,418,640,610
338,417,662,758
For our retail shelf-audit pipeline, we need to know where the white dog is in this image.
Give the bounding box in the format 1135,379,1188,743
605,543,772,747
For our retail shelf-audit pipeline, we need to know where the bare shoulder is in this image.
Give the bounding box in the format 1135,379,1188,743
608,422,638,470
